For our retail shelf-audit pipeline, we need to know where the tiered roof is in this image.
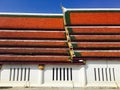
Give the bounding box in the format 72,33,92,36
0,13,71,64
63,8,120,62
0,8,120,64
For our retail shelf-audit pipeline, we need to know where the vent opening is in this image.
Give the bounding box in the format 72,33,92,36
9,68,30,81
52,67,73,81
94,68,115,82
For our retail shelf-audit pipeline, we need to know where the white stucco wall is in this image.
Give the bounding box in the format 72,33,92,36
0,61,120,88
0,65,42,87
86,60,120,88
0,64,85,87
43,65,85,87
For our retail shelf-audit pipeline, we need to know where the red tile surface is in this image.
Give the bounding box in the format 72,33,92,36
70,12,120,25
0,17,64,29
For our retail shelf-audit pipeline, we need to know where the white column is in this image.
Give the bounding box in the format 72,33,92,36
38,65,44,85
79,65,86,87
39,69,44,84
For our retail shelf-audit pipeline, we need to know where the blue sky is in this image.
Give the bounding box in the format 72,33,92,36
0,0,120,13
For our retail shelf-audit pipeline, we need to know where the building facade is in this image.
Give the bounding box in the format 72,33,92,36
0,8,120,88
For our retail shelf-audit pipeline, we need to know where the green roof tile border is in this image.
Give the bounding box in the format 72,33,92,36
67,28,73,34
65,11,71,25
74,52,81,57
72,43,78,48
70,36,75,40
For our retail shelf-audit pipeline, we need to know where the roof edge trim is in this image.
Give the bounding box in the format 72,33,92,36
0,12,63,18
65,8,120,12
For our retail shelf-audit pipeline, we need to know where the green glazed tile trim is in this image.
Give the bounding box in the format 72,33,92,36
65,11,71,25
70,36,75,40
74,52,81,57
72,43,78,48
67,28,73,34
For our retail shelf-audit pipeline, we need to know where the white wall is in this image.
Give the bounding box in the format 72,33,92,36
44,65,85,87
86,60,120,88
1,61,120,88
0,64,43,87
0,64,85,87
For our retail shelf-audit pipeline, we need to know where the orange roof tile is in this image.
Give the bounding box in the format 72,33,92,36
71,35,120,41
69,28,120,34
2,11,120,62
0,14,69,63
0,40,67,47
73,43,120,49
0,55,70,62
69,12,120,25
0,48,69,55
75,52,120,57
0,17,64,29
0,30,65,39
65,10,120,60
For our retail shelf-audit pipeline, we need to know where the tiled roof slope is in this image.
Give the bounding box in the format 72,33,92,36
0,13,64,29
0,13,71,63
64,8,120,61
1,8,120,63
64,9,120,25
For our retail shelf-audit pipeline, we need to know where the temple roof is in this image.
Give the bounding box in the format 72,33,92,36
0,8,120,64
63,8,120,62
0,13,72,64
